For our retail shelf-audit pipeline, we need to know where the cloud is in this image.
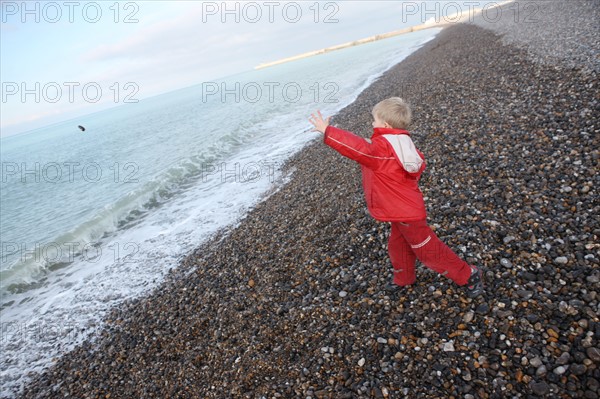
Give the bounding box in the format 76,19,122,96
79,1,374,68
82,8,191,61
79,5,226,64
77,4,263,85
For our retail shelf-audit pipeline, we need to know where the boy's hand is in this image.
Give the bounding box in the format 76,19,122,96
308,110,330,134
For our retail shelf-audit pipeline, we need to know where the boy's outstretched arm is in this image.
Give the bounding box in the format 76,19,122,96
307,110,386,169
308,110,330,133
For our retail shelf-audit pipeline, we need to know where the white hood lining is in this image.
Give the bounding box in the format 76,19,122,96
382,134,424,173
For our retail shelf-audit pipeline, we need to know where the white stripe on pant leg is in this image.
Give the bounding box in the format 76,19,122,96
410,235,431,249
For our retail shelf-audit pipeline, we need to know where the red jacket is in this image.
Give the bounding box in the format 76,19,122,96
324,125,427,222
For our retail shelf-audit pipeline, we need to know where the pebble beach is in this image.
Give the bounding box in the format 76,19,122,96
16,1,599,398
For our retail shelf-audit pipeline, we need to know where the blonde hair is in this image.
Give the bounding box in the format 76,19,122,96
372,97,412,129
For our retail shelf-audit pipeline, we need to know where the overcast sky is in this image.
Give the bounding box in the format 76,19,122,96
1,1,502,137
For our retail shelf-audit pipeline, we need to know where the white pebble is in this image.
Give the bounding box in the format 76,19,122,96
463,311,475,323
443,342,455,352
554,366,566,375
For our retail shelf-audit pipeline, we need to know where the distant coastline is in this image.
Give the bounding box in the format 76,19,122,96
255,0,514,70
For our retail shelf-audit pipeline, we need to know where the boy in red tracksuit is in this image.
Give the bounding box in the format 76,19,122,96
308,97,484,298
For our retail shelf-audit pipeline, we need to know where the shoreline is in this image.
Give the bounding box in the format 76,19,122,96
255,0,514,70
254,24,443,70
17,10,600,399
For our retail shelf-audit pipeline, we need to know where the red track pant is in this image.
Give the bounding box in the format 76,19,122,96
388,220,472,286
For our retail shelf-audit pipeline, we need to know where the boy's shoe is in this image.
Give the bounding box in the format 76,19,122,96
465,266,484,298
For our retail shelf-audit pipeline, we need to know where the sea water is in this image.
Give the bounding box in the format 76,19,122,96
0,28,441,397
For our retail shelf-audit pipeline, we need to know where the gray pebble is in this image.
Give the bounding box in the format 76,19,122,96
530,356,543,368
516,290,533,300
587,275,599,284
530,381,550,396
586,347,600,363
571,364,587,375
554,256,568,265
476,303,490,315
503,236,516,244
536,365,547,377
556,352,570,365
